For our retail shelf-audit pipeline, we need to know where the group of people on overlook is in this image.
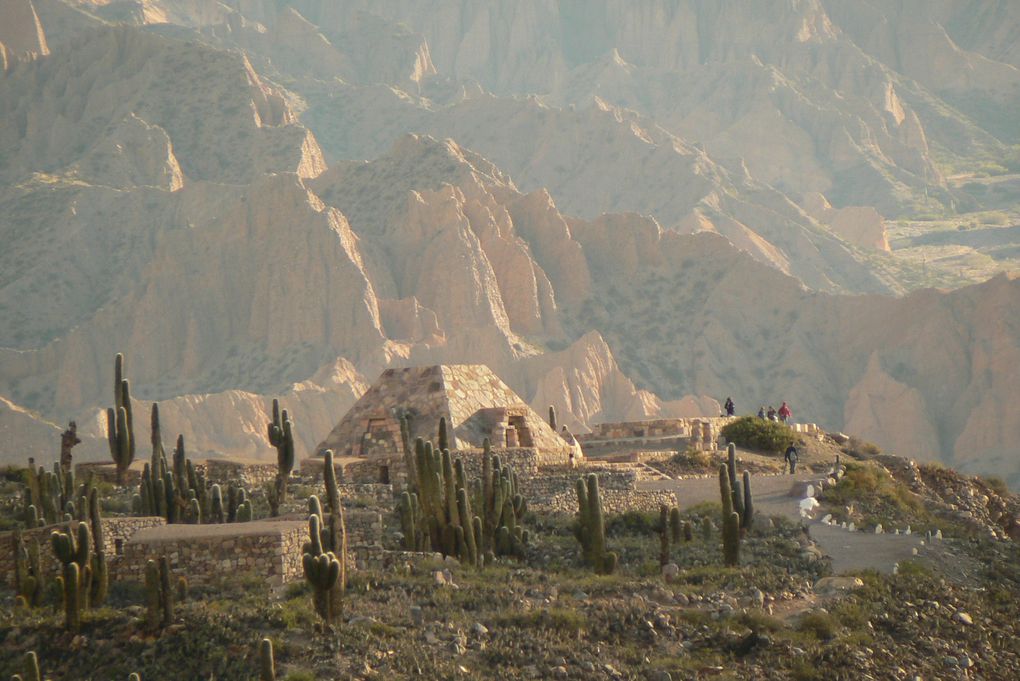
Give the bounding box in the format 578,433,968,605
722,397,792,424
722,397,799,473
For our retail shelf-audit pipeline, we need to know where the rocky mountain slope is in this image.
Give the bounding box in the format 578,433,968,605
0,2,1017,486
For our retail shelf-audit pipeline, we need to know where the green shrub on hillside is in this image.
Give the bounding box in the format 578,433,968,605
720,417,796,454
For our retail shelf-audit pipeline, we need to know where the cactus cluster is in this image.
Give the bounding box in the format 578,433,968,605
574,473,617,574
107,353,136,485
400,435,528,565
719,464,741,566
266,399,295,516
658,504,690,566
136,406,248,524
302,450,347,626
48,488,108,630
25,461,92,526
144,556,175,630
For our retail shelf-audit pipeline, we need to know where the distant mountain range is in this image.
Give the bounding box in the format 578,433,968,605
1,0,1017,484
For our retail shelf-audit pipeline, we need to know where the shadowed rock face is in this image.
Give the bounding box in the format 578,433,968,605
0,3,1018,486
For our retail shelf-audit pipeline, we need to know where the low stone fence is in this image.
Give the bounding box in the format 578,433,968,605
1,516,166,587
117,521,306,586
534,487,679,515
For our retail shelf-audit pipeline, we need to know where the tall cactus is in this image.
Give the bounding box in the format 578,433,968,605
575,474,617,574
302,513,342,626
143,556,175,630
259,639,276,681
727,444,744,518
87,488,108,606
321,451,347,616
658,504,684,566
267,399,295,515
741,470,754,530
719,464,740,566
437,416,449,452
399,413,417,493
107,353,136,485
14,650,42,681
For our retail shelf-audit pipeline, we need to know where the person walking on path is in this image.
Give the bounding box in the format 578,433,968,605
757,406,766,419
784,444,799,474
724,397,735,417
778,401,792,424
767,406,777,421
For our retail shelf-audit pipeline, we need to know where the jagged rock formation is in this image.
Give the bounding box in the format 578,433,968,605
0,3,1018,488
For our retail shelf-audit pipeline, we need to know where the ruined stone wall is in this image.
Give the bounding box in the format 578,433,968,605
524,467,676,514
346,509,385,547
1,516,166,587
116,521,306,586
200,459,278,489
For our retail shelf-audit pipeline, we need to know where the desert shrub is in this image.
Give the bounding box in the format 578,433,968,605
606,510,659,536
670,447,712,468
720,417,796,454
796,610,839,641
842,437,882,458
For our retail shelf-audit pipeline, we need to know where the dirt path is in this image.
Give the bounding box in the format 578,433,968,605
639,473,930,573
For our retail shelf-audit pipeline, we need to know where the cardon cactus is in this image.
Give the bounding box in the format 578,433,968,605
719,464,740,566
407,432,527,565
317,450,348,618
107,353,136,485
266,399,295,515
741,470,754,530
437,416,449,452
727,443,744,518
575,474,617,574
87,488,108,606
302,513,342,625
51,521,93,624
259,639,276,681
13,530,44,607
210,484,225,523
659,504,684,566
13,650,42,681
143,556,175,630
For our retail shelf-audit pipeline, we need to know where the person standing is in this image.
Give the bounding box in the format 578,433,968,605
778,401,792,424
757,406,766,419
767,406,777,421
784,444,799,474
724,397,735,417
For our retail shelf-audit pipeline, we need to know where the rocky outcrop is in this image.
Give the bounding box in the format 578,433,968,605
0,26,323,185
804,193,891,251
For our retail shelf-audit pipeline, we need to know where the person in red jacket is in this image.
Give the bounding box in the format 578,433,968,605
777,401,792,424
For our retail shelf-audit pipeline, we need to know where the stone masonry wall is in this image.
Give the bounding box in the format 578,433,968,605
1,516,166,588
200,459,278,489
116,521,307,586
